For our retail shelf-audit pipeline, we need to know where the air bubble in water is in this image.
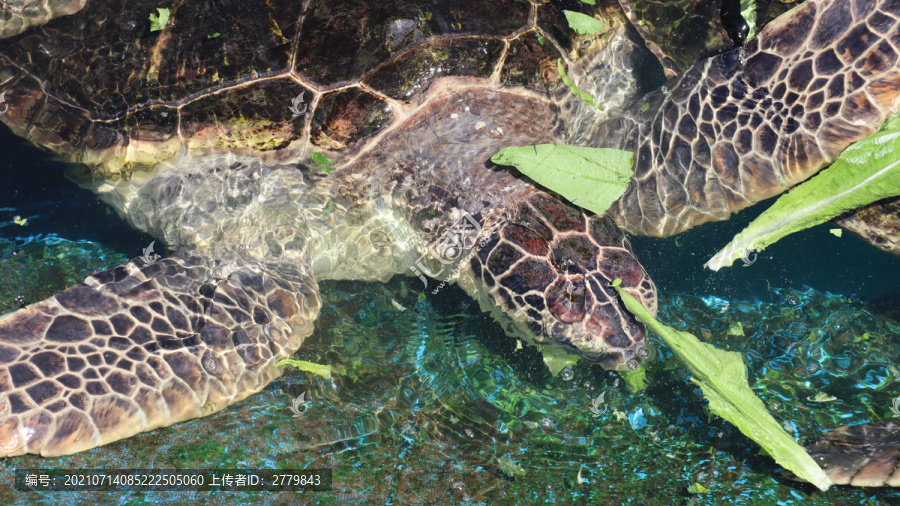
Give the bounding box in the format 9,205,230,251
559,365,574,381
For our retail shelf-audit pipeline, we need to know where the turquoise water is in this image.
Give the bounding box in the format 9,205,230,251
3,127,900,504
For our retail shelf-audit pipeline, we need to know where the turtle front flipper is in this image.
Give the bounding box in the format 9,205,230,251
786,421,900,487
835,196,900,258
0,253,320,457
0,0,87,39
605,0,900,238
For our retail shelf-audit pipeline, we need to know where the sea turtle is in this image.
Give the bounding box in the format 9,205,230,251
0,0,898,488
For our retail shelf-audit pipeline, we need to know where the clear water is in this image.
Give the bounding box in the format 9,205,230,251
3,116,900,505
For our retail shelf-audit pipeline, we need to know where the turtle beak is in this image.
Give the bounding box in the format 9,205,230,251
544,273,653,371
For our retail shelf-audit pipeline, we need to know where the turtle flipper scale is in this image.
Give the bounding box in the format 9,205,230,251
783,421,900,487
0,0,87,39
607,0,900,238
0,253,320,457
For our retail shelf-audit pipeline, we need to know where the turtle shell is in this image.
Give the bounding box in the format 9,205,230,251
0,0,622,183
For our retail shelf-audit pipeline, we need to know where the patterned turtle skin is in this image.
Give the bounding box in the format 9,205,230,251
789,421,900,487
619,0,900,255
0,253,320,455
0,0,897,483
836,196,900,257
0,0,86,38
598,0,900,238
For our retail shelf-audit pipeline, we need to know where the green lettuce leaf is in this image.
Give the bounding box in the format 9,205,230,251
540,347,580,377
706,117,900,271
623,367,648,393
491,144,633,217
610,278,831,491
275,359,333,379
557,59,603,111
497,456,527,477
726,321,744,336
741,0,758,41
149,8,170,32
563,11,605,35
311,152,337,174
688,482,711,494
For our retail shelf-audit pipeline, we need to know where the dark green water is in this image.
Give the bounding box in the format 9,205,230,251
2,125,900,505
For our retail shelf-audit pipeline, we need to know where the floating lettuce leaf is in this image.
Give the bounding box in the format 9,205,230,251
688,482,711,494
540,346,580,377
563,11,605,35
741,0,758,41
610,278,831,491
275,359,333,379
497,456,526,477
726,321,744,336
579,0,596,5
557,59,603,111
623,367,648,393
149,8,170,32
311,152,337,174
491,144,633,217
807,392,837,403
706,116,900,271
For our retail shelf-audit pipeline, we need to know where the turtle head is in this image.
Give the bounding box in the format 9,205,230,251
468,194,657,371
